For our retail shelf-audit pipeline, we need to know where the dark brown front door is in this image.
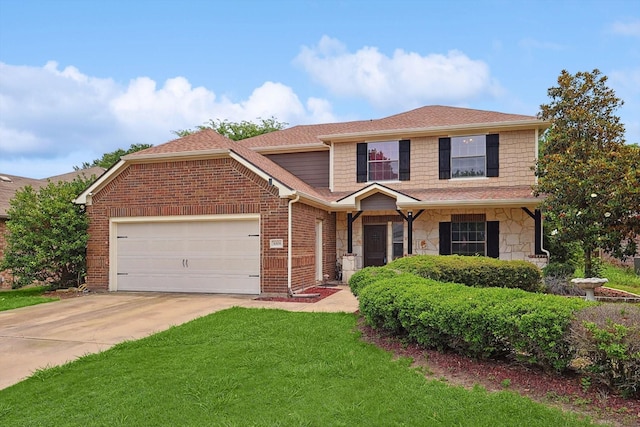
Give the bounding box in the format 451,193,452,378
364,224,387,267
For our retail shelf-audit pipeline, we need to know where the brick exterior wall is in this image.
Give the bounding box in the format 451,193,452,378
332,130,537,192
290,202,336,290
86,158,335,295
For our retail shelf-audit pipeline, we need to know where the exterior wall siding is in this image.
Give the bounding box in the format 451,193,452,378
332,130,537,192
86,158,291,294
290,203,336,290
266,151,330,188
337,208,539,267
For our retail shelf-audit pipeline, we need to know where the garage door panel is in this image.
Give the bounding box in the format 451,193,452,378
115,219,260,294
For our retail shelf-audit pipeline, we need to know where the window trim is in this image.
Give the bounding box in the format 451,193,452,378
357,140,410,183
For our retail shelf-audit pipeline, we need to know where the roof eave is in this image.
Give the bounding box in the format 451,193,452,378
121,149,230,161
319,119,549,142
397,198,541,209
252,143,328,154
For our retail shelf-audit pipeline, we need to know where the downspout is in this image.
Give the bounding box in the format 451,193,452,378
535,127,550,260
540,211,550,259
287,193,300,296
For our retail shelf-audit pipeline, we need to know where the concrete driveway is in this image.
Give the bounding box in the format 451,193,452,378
0,288,358,390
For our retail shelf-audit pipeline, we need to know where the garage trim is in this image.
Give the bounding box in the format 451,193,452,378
109,214,261,292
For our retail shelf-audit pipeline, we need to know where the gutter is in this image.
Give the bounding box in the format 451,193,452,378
287,193,300,296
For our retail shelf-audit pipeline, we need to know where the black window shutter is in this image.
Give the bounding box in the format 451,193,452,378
486,134,499,177
356,143,367,183
399,139,410,181
439,222,451,255
487,221,500,258
438,137,451,180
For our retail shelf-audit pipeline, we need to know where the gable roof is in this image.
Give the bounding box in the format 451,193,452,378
240,121,369,152
319,105,545,141
75,105,545,210
76,130,330,207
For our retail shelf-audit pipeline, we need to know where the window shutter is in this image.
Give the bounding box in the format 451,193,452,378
439,222,451,255
399,139,410,181
357,143,367,183
438,137,451,180
487,221,499,258
486,134,499,177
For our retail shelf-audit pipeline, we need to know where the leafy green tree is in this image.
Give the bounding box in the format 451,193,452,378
1,176,93,288
535,69,640,277
173,117,287,140
75,143,153,170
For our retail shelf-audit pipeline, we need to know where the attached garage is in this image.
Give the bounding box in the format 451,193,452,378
111,215,260,294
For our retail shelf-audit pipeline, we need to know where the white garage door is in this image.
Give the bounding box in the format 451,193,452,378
114,219,260,294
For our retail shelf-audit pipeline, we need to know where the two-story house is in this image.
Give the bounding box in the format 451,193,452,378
75,106,549,295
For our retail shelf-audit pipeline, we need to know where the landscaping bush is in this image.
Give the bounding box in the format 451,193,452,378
388,255,543,292
359,277,593,371
569,304,640,398
348,266,402,296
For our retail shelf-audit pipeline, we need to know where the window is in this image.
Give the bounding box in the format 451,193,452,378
439,215,500,258
368,141,399,181
392,222,403,260
451,214,486,256
438,134,499,179
357,140,410,183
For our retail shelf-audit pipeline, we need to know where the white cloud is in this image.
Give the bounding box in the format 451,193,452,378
294,36,501,109
611,19,640,37
0,61,335,177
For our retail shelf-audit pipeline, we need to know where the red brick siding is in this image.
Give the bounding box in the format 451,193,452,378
86,158,292,294
290,203,336,291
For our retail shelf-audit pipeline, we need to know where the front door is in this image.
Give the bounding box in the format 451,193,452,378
364,224,387,267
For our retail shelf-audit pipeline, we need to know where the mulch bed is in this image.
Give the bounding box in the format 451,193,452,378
359,321,640,426
254,286,341,303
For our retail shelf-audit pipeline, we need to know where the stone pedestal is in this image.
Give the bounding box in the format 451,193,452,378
341,254,361,284
571,278,608,301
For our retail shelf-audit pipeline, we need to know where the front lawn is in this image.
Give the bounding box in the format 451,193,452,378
0,286,58,312
0,308,595,426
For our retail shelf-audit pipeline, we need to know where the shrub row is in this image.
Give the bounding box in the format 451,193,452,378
388,255,543,292
358,275,594,372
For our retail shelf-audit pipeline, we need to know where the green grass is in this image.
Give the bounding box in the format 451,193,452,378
600,263,640,295
0,286,58,312
0,308,596,426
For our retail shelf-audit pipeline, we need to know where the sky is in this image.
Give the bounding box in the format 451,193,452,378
0,0,639,179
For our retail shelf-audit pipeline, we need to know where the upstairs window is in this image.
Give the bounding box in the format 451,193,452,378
368,141,399,181
439,134,499,179
451,135,486,178
357,140,410,183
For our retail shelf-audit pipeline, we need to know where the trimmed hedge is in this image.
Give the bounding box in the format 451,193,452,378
359,276,594,371
349,267,405,296
388,255,543,292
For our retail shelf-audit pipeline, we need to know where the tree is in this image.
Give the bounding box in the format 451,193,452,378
535,69,640,277
173,117,287,140
75,143,153,170
1,176,93,288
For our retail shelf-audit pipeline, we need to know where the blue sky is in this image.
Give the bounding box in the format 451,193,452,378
1,0,639,178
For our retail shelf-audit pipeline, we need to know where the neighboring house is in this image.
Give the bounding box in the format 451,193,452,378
75,106,549,296
0,167,105,288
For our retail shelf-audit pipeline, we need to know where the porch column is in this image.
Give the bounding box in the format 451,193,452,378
522,207,543,255
347,211,362,253
396,209,425,255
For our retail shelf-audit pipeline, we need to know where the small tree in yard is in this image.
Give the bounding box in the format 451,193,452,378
1,177,92,289
535,69,640,277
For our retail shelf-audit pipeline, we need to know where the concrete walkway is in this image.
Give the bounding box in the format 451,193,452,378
0,286,358,390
